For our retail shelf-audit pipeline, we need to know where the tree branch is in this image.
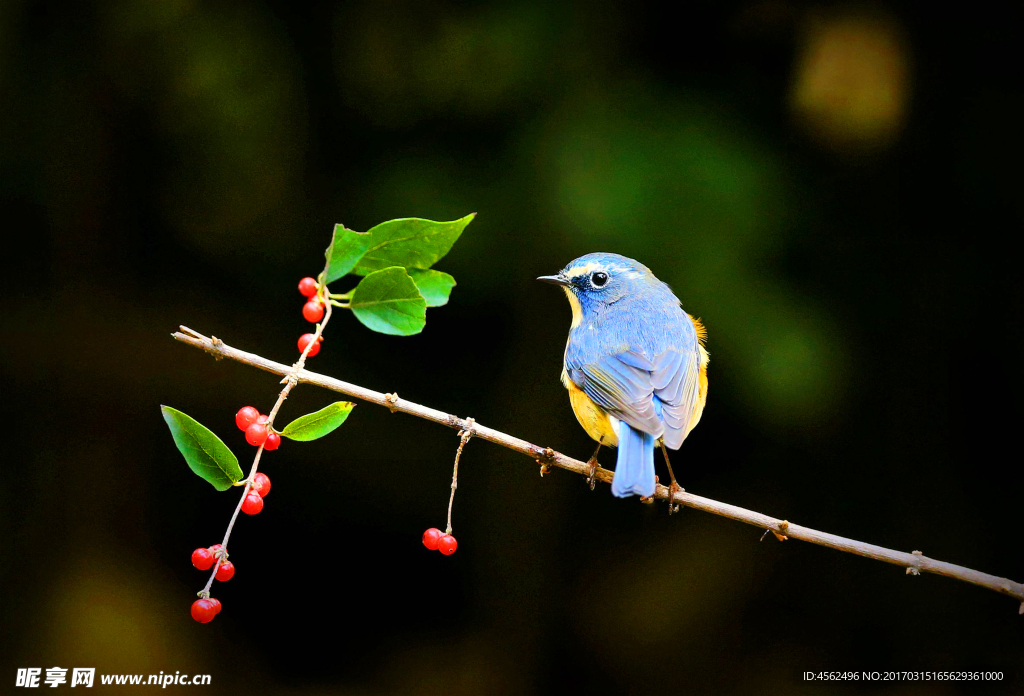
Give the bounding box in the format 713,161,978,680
173,326,1024,613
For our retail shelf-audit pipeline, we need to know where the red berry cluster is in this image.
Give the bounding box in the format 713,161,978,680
189,542,238,622
241,471,271,515
191,544,235,578
299,277,326,321
187,470,269,623
191,597,221,623
298,333,322,357
422,528,458,555
297,277,326,357
236,407,280,450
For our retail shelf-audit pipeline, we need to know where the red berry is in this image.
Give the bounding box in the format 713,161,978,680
302,299,325,323
191,548,214,570
245,422,269,446
191,598,217,623
242,493,264,515
257,414,269,425
235,406,259,431
215,561,235,581
264,432,281,451
208,544,223,556
298,334,321,357
253,473,271,497
208,598,222,615
438,534,457,555
298,277,318,297
422,528,443,550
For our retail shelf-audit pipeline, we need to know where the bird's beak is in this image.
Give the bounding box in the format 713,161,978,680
537,274,571,287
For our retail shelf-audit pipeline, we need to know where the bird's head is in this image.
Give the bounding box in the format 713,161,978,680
538,252,658,325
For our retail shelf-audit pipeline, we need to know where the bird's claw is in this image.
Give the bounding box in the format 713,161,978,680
667,481,683,515
585,457,598,491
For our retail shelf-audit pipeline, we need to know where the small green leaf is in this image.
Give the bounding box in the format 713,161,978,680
323,224,372,283
161,406,243,491
409,269,456,307
350,267,427,335
353,214,475,275
281,401,355,441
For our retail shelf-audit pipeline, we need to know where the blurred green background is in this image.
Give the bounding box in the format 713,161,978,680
1,1,1022,694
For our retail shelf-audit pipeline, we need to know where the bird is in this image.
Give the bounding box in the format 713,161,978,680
538,252,708,501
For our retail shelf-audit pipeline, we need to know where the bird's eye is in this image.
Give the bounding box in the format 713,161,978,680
591,271,609,288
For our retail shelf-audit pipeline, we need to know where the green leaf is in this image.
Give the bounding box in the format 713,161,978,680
353,214,475,275
409,269,456,307
161,406,242,491
323,224,372,283
349,267,427,335
281,401,355,441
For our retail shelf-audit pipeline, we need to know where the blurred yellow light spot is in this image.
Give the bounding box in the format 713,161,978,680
790,14,909,151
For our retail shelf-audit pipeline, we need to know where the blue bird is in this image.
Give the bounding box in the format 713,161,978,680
539,253,708,500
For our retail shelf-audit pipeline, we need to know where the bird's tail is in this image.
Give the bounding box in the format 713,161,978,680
611,420,656,498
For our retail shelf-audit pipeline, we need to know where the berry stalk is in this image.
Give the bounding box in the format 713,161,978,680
446,420,473,535
197,283,334,600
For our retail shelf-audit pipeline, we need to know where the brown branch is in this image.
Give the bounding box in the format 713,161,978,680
174,326,1024,613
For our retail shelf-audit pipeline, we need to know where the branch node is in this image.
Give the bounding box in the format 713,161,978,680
457,417,476,440
542,447,555,461
384,393,400,413
907,550,923,575
208,336,225,360
760,522,789,542
538,461,550,476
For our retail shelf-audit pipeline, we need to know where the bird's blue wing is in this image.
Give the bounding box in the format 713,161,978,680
567,347,700,447
650,349,701,449
566,349,660,437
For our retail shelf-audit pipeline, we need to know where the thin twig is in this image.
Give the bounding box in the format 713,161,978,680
174,327,1024,612
195,295,333,598
446,420,474,535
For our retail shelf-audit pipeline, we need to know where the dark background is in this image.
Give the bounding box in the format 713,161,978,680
1,1,1022,694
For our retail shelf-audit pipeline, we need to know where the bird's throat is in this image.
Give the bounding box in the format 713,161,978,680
563,287,583,329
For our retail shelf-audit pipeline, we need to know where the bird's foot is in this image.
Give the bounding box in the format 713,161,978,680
658,443,683,514
585,456,599,491
666,481,683,515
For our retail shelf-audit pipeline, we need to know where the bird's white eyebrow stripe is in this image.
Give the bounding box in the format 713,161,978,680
563,262,600,278
564,262,616,279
